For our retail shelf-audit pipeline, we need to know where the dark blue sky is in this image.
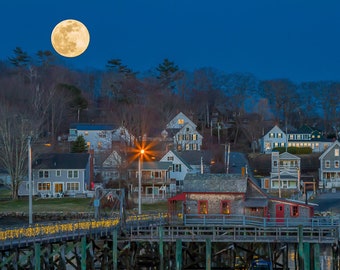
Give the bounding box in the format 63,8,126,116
2,1,340,82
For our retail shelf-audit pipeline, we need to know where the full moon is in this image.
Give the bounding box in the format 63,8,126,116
51,19,90,58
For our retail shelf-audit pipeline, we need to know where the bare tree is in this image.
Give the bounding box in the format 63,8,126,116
0,106,41,199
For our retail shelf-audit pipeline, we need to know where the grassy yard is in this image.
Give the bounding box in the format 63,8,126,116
0,197,168,214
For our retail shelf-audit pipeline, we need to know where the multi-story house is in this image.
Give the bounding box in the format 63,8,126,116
260,124,332,154
162,112,203,151
94,150,123,182
262,151,301,194
287,125,332,153
68,123,134,152
319,140,340,190
260,125,287,154
18,153,91,197
128,161,173,198
68,123,115,151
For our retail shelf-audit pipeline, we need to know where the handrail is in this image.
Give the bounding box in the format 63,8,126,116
183,214,340,227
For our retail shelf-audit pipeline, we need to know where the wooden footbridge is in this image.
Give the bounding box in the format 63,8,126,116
0,214,339,269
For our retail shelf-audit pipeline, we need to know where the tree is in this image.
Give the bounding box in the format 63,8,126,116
71,135,88,153
0,108,40,199
156,58,180,91
8,47,31,67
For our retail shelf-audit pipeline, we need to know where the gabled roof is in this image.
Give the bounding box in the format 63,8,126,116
162,150,192,170
279,151,300,160
319,140,340,160
70,123,115,131
291,124,314,134
33,153,89,170
176,150,212,165
183,174,247,193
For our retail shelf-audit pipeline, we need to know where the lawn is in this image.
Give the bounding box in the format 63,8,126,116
0,197,168,214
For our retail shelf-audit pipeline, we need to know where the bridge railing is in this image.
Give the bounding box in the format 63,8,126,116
183,214,340,228
0,212,168,244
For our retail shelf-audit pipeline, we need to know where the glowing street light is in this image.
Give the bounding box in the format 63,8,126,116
138,149,145,215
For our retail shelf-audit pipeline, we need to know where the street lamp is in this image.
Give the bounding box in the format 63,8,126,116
28,136,33,225
138,149,144,215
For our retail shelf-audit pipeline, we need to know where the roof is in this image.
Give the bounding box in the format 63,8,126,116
70,123,115,131
183,173,247,193
130,161,172,170
176,150,212,165
319,140,340,160
279,151,300,160
33,153,90,170
244,199,268,207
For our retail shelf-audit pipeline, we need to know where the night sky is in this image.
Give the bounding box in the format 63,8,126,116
2,0,340,82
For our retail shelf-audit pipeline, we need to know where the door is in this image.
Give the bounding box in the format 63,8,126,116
54,183,64,197
275,204,284,223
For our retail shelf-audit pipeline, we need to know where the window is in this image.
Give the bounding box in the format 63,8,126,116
38,182,51,191
277,133,282,138
84,131,89,136
199,200,208,214
335,149,340,157
66,182,80,191
193,134,197,140
173,164,182,172
325,160,330,168
335,161,340,168
39,170,49,178
291,206,299,217
221,201,230,214
269,133,275,138
167,156,174,161
185,144,189,150
178,119,184,125
56,170,61,177
68,170,79,178
153,171,161,178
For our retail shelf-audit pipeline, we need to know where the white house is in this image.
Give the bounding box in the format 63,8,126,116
68,123,135,152
319,140,340,190
262,151,301,193
163,112,203,151
260,125,287,154
160,150,193,192
260,124,332,154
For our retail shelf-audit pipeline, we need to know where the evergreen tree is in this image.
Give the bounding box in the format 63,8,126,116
71,135,88,153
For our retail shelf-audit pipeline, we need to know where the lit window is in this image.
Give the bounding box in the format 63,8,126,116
291,206,299,217
38,182,51,191
178,119,184,125
335,149,339,157
221,201,230,214
277,133,282,138
269,133,275,138
193,134,197,140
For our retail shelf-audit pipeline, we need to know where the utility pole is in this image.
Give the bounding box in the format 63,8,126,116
28,136,33,225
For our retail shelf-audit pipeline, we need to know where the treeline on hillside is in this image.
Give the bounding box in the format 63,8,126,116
0,47,340,198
